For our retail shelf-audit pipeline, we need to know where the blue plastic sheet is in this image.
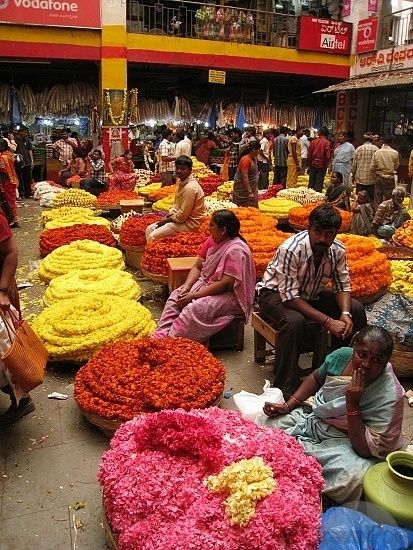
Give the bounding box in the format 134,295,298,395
319,507,413,550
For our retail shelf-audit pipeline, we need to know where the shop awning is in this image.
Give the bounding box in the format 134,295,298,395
313,70,413,93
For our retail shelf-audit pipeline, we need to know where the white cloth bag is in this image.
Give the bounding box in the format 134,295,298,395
233,380,285,423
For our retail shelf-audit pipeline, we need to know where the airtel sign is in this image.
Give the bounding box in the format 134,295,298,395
0,0,100,28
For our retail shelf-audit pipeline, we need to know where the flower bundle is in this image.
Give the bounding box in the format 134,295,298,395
205,197,238,214
152,195,175,212
337,234,392,298
247,230,292,278
33,295,155,362
389,260,413,297
199,207,276,236
39,224,116,256
120,213,164,247
191,158,215,178
75,337,225,420
139,182,162,197
111,211,139,232
258,197,300,219
289,203,351,232
394,220,413,248
277,186,325,205
141,231,207,275
217,180,234,199
99,408,324,550
38,239,124,282
148,185,176,202
199,175,223,196
44,216,110,231
44,268,141,305
134,169,153,188
42,206,97,225
258,185,283,201
97,190,138,207
52,188,97,209
149,173,162,183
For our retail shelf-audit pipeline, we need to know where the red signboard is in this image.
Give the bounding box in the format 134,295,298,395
298,16,352,55
342,0,351,18
368,0,378,12
0,0,101,29
356,17,378,54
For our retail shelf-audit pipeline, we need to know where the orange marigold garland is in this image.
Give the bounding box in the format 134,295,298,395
141,231,207,275
97,190,139,207
74,337,226,421
289,203,351,232
120,213,164,248
39,224,117,257
394,220,413,248
148,185,177,202
338,234,392,298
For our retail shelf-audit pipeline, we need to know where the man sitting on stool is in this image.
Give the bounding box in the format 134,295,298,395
256,204,367,399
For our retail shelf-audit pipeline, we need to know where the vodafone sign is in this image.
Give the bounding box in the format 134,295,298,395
0,0,100,28
356,17,378,54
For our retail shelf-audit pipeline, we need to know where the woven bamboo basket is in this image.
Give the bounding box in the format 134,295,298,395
141,266,168,285
356,288,388,305
381,243,413,261
121,244,145,269
79,405,122,437
391,337,413,378
102,499,119,550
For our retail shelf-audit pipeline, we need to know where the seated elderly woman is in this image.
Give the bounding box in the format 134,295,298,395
262,325,404,504
325,171,349,210
152,210,256,342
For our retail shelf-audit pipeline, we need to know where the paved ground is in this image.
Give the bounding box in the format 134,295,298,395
0,200,412,550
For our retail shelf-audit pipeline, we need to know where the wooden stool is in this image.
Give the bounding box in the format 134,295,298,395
167,256,198,293
208,316,245,352
251,309,329,369
120,198,144,214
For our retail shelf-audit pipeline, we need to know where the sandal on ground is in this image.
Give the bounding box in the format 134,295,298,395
0,396,35,425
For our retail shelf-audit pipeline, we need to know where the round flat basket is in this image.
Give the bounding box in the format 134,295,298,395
141,267,168,285
356,288,388,305
381,243,413,261
121,244,145,269
102,499,119,550
391,338,413,378
79,405,122,437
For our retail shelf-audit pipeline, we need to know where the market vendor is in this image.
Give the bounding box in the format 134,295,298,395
256,204,367,398
152,209,255,342
146,155,205,242
262,326,404,504
58,148,89,187
372,186,410,241
325,171,350,211
107,150,136,191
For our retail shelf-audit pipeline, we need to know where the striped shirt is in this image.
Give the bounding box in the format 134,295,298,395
256,231,350,302
352,142,378,185
158,139,176,173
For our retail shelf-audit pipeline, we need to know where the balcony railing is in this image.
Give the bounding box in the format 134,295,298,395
379,7,413,50
127,0,299,48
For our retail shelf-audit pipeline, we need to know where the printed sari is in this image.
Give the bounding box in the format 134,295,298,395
263,348,404,503
108,157,136,191
153,237,256,342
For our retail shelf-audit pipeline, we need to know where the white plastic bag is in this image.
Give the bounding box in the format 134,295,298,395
233,380,285,423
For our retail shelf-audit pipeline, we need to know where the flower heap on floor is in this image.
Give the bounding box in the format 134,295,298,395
39,224,116,256
74,337,225,420
258,197,301,220
98,408,324,550
277,186,326,205
148,185,177,202
52,188,98,209
289,203,351,232
389,260,413,297
97,190,139,208
394,219,413,248
120,213,165,248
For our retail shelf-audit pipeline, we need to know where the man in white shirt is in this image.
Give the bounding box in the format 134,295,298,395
258,129,272,190
175,130,192,157
52,130,77,166
299,129,310,174
158,129,176,187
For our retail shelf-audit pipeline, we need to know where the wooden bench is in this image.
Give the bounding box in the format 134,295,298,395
167,256,198,293
251,310,329,369
208,316,245,352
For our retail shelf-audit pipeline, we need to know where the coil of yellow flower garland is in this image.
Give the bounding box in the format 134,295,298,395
44,217,110,231
52,189,98,209
38,240,124,283
152,195,175,212
33,295,156,362
139,183,162,197
43,269,142,306
389,260,413,297
258,197,300,220
42,207,98,225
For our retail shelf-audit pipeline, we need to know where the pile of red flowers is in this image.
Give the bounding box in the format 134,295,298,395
120,213,164,248
39,224,117,257
258,185,283,201
97,190,139,207
141,231,207,275
149,173,162,183
74,337,225,421
199,175,223,196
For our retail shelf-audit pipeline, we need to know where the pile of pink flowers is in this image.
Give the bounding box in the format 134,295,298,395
99,408,324,550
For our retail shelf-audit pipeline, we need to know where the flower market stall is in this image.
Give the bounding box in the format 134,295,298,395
288,203,351,233
52,189,98,209
39,224,116,257
99,408,324,550
97,190,139,210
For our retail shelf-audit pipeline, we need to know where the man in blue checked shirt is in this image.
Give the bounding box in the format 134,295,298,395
256,204,366,398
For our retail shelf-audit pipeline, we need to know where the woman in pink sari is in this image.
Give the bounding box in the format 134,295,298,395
153,210,256,342
107,150,136,191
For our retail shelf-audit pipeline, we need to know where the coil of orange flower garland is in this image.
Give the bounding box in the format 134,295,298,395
141,231,207,275
119,213,164,248
337,234,392,299
74,337,225,421
148,185,177,202
39,224,116,257
97,190,139,208
288,203,351,232
199,207,276,236
394,220,413,248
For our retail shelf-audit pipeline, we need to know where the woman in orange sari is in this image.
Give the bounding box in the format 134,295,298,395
0,139,19,227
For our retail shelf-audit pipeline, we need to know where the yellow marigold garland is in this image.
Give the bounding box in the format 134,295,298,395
33,295,156,362
43,268,141,305
258,197,300,219
139,183,162,197
152,195,175,212
389,260,413,297
44,217,110,231
205,457,276,526
38,240,124,282
42,207,97,224
52,189,97,209
394,219,413,248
